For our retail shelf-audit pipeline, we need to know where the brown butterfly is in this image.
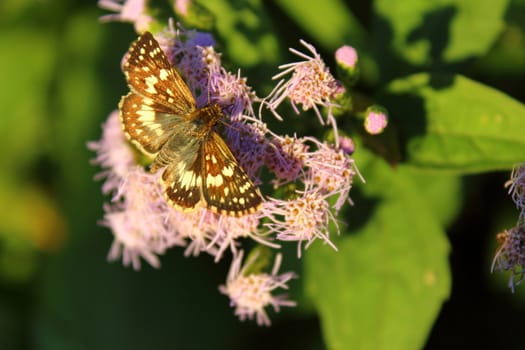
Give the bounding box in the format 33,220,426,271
119,31,262,216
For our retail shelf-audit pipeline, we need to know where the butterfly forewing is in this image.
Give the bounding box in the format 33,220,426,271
123,31,196,115
203,132,263,216
120,31,263,216
119,92,185,155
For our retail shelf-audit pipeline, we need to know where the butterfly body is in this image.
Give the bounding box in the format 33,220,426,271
119,31,263,216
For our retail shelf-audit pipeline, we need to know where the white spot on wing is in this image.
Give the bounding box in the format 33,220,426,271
222,166,234,177
159,69,170,80
206,173,224,187
177,163,201,190
144,75,158,94
137,109,155,122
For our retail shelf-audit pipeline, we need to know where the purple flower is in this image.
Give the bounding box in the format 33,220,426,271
219,250,297,326
304,137,360,211
492,164,525,292
89,112,185,269
92,22,363,325
226,120,268,178
492,227,525,292
88,112,204,267
183,44,220,99
364,107,388,135
103,167,185,270
264,134,360,213
339,136,356,155
260,135,361,257
209,68,256,119
92,27,361,261
265,135,308,185
266,40,342,126
506,164,525,215
98,0,153,32
174,0,191,16
335,45,359,88
87,111,135,195
263,189,338,258
90,113,274,267
164,28,255,118
335,45,358,69
173,208,279,262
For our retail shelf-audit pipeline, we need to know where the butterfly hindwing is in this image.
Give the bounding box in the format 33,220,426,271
161,137,204,211
202,132,263,216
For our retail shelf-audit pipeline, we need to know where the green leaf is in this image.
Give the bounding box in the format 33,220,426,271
474,0,525,77
201,0,281,68
373,0,509,80
304,158,451,350
380,73,525,173
272,0,368,50
401,171,463,228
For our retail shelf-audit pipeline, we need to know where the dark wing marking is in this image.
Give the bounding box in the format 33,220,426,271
202,132,263,216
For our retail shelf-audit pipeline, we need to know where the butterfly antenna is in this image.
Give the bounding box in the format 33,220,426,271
219,118,244,134
218,117,231,129
207,70,213,105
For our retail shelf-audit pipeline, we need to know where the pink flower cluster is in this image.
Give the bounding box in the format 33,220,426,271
93,3,362,325
266,40,345,145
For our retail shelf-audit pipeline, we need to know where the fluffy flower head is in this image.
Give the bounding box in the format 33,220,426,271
219,251,296,326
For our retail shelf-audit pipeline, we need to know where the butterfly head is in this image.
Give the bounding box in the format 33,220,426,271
202,103,224,122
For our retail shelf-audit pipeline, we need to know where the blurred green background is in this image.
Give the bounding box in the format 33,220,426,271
1,0,525,349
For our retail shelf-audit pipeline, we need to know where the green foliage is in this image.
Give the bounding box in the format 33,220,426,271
273,0,368,50
305,157,451,350
202,0,281,68
381,73,525,172
373,0,509,81
0,29,55,169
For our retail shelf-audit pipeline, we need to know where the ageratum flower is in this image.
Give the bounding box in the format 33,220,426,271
98,0,153,32
492,226,525,292
267,40,342,125
492,164,525,292
506,164,525,215
219,250,297,326
364,106,388,135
